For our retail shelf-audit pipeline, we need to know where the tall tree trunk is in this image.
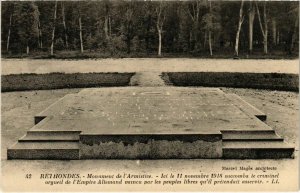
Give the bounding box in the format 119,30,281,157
6,13,12,52
36,4,42,49
204,30,207,48
145,14,151,53
263,3,268,54
187,31,191,51
208,31,212,56
272,19,276,45
194,22,199,50
208,1,213,56
290,16,299,52
125,4,133,55
109,17,111,37
79,16,83,53
104,16,109,40
263,31,268,54
158,29,162,56
277,31,280,45
26,44,29,55
104,3,110,41
256,2,268,54
50,1,57,56
38,20,43,48
187,1,200,52
234,1,244,56
156,2,165,56
61,2,68,49
248,1,255,54
127,21,131,54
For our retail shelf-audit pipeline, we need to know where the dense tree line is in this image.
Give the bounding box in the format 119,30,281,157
1,1,299,57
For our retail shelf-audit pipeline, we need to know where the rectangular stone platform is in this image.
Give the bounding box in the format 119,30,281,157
7,87,294,159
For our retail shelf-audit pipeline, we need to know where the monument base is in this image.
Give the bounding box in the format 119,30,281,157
79,134,222,159
7,87,294,159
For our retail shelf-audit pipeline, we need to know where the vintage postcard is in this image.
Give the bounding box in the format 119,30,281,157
1,0,299,192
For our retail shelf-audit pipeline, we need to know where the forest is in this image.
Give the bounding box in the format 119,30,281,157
1,1,299,58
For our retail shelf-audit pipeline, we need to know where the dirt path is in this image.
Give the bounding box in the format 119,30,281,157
2,58,298,75
129,72,166,86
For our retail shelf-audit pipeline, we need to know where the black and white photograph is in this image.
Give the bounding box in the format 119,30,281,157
1,0,299,192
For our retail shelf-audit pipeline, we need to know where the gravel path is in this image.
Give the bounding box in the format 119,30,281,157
2,58,298,75
129,72,166,86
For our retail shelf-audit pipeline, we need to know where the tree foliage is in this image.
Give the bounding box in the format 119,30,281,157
1,1,298,57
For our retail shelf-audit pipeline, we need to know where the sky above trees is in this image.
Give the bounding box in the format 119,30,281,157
1,1,299,57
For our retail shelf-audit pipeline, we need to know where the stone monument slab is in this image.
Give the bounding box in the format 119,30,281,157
7,87,294,159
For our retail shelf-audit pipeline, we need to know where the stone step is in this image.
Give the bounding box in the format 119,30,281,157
225,94,267,121
7,142,79,160
222,141,294,159
19,131,80,142
222,130,283,141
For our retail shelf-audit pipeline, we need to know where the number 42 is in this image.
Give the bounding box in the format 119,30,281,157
25,174,32,179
